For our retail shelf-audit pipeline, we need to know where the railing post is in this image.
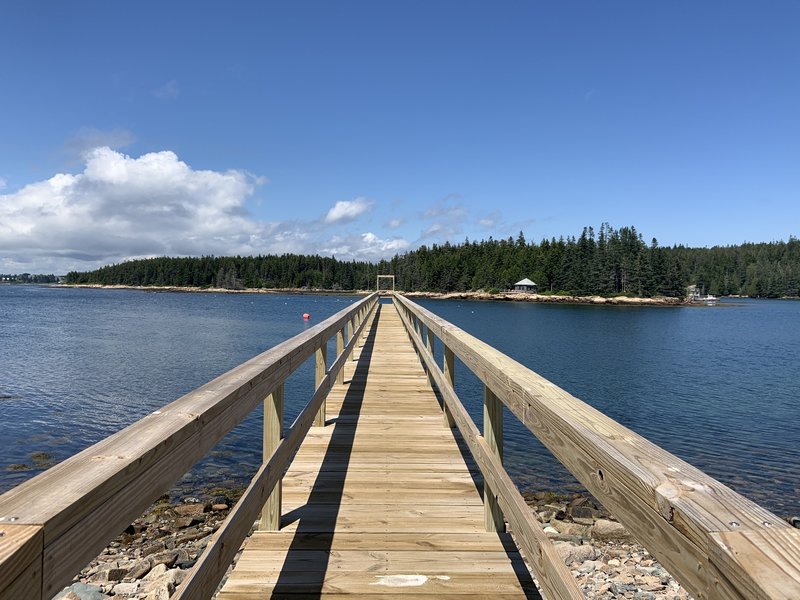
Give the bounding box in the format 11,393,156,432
357,307,364,347
314,343,327,426
348,316,356,361
443,344,455,428
483,385,505,532
411,315,420,356
259,383,284,531
336,327,345,385
424,325,435,382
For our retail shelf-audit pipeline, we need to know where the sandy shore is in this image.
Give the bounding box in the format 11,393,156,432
58,284,688,306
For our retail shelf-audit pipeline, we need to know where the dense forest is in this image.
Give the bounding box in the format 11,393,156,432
65,224,800,298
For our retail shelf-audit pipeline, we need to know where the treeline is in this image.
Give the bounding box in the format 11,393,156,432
66,255,379,291
1,273,58,283
65,224,800,298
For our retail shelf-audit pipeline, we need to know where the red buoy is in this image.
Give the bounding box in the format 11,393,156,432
303,313,311,320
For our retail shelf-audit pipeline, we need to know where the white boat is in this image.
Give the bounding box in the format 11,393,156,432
697,294,718,306
688,285,719,305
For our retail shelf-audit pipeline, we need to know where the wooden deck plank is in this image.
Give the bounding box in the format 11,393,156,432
217,303,539,599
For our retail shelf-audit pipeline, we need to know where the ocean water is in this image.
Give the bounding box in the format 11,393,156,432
415,296,800,517
1,286,798,516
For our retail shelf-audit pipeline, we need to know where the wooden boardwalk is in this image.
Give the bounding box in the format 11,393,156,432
217,302,539,599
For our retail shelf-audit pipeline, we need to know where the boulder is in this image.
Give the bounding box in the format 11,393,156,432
554,542,598,565
111,581,142,596
592,518,632,541
150,550,179,569
174,504,205,517
53,583,108,600
126,558,152,580
144,563,168,581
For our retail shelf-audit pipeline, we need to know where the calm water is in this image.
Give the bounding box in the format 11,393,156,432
1,286,798,517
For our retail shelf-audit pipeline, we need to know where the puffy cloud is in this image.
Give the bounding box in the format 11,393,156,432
153,80,180,100
0,148,415,273
324,197,373,224
0,147,270,272
321,232,409,260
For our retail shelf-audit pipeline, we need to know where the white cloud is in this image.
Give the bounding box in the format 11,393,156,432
0,176,6,190
421,223,443,238
0,148,415,274
153,80,180,100
478,210,502,228
324,197,373,224
0,147,269,273
386,217,404,229
321,232,409,260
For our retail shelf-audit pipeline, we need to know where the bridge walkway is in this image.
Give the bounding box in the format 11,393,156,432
217,302,539,599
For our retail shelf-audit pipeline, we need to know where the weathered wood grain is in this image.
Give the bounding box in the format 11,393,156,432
0,524,42,600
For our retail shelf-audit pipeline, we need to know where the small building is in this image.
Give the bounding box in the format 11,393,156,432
513,278,538,292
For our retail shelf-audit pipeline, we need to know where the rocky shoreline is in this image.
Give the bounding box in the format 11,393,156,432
58,283,687,306
522,492,692,599
403,290,687,306
54,491,241,600
54,490,697,600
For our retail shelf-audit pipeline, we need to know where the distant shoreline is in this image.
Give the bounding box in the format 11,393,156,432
56,283,690,306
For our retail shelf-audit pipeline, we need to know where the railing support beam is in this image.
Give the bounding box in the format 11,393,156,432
313,344,327,427
443,345,455,428
483,385,504,532
259,383,283,531
336,328,345,385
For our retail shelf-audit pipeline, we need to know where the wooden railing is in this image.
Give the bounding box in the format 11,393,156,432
393,293,800,600
0,293,379,600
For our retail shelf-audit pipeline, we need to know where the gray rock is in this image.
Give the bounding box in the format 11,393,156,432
550,519,592,538
149,549,179,569
144,563,168,581
570,505,594,520
543,526,560,536
53,583,109,600
141,541,166,557
610,581,636,595
592,518,632,541
111,581,142,596
144,582,173,600
554,542,598,565
126,558,153,580
174,504,205,517
143,568,186,593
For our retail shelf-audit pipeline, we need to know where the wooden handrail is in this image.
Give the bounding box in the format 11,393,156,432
174,299,378,599
393,293,800,600
0,293,378,600
393,297,584,600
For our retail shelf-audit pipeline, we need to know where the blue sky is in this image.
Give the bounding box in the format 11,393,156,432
1,1,799,273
